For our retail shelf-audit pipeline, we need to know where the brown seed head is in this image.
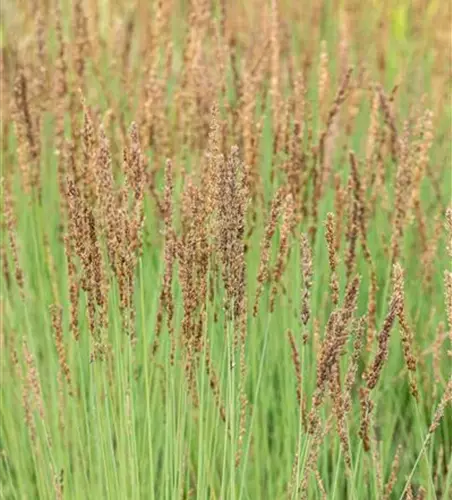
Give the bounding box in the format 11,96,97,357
50,305,73,394
287,329,302,408
300,233,313,327
270,194,294,312
383,445,402,500
253,188,285,316
377,84,399,161
429,376,452,434
3,175,24,296
325,212,339,305
365,263,404,390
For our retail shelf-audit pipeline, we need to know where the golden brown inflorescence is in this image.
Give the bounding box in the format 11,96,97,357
253,188,285,317
300,232,313,331
325,212,339,305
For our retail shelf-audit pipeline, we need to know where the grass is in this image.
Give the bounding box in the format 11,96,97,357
1,1,451,499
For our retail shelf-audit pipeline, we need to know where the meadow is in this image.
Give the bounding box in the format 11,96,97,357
1,1,451,498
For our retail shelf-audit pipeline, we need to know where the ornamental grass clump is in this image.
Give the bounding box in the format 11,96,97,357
1,2,451,499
